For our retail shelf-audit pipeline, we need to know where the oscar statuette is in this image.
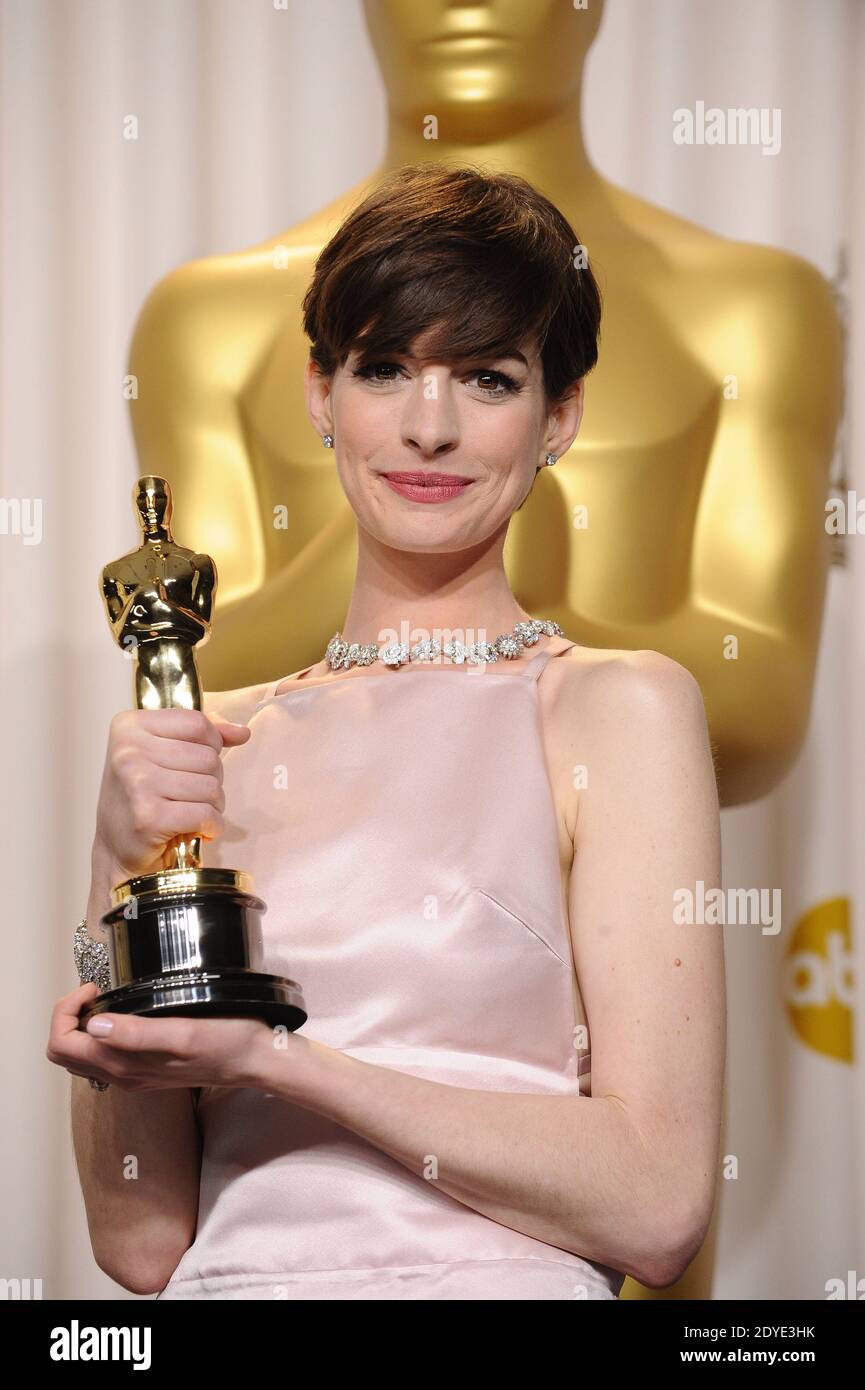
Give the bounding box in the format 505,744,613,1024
79,475,307,1031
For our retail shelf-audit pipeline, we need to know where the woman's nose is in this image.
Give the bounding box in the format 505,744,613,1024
400,375,460,456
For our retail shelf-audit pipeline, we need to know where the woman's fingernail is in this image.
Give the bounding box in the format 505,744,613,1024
87,1018,114,1035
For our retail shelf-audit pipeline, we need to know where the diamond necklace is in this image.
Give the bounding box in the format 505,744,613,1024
324,617,565,671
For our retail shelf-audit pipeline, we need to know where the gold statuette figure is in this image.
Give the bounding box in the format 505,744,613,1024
79,475,306,1032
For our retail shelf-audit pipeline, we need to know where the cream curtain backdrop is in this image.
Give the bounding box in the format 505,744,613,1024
1,0,861,1300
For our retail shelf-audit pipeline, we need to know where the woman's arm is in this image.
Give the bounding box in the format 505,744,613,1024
68,842,203,1295
256,651,725,1290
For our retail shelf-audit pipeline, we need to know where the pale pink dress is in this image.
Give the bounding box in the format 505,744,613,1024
157,634,625,1300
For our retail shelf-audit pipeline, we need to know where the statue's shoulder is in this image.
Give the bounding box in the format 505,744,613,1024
595,180,840,392
601,176,837,309
133,171,382,330
100,548,145,579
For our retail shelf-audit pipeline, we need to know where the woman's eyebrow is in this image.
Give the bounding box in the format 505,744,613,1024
400,350,530,368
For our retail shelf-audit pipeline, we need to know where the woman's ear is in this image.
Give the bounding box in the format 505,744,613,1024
304,357,334,438
545,378,585,459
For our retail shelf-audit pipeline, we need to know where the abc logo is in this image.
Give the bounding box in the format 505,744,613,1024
783,897,853,1062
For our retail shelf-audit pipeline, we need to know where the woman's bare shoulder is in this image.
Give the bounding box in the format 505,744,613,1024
545,644,712,845
544,644,706,772
556,643,701,703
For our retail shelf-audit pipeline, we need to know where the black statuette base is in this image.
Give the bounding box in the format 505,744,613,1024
77,869,307,1033
79,969,307,1031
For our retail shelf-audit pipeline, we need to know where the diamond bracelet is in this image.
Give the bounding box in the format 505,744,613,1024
73,919,112,994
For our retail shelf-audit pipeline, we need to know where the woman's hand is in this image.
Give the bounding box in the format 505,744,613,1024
92,707,251,883
46,981,318,1098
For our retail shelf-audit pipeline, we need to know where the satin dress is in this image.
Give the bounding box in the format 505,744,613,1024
157,633,625,1300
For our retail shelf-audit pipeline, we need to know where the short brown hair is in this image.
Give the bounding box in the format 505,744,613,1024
302,163,602,405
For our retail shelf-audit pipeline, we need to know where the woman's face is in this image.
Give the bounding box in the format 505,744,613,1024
305,333,583,555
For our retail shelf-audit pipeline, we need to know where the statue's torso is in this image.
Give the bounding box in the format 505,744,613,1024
128,175,842,800
103,546,213,644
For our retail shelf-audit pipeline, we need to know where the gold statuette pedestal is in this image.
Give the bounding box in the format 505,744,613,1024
79,475,306,1032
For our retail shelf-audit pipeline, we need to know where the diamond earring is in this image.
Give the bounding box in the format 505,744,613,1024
545,453,557,467
322,434,334,448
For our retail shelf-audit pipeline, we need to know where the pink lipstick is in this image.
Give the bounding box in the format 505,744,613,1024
379,471,476,504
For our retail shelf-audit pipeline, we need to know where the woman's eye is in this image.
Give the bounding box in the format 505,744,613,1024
470,370,520,396
353,363,403,384
353,363,520,396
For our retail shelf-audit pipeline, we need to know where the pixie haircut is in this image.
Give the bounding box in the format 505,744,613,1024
302,163,602,406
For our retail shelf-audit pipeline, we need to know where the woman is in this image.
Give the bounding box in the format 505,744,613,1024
49,164,725,1301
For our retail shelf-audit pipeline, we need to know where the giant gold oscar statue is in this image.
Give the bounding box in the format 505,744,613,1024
122,1,843,1299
